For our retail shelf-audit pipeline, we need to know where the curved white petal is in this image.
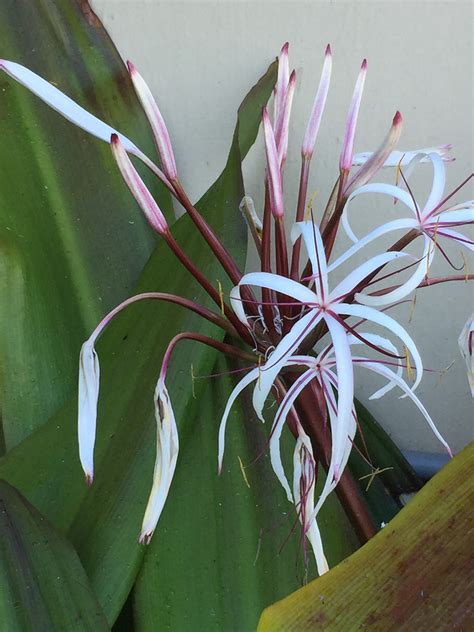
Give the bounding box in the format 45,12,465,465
78,340,100,484
352,146,453,167
328,218,418,273
341,182,418,243
0,60,141,155
323,315,354,471
355,236,433,306
423,152,446,214
230,272,318,324
269,368,316,501
334,303,424,390
342,332,403,399
291,222,329,300
458,314,474,396
434,208,474,225
218,367,260,473
330,251,409,302
435,228,474,251
253,310,323,421
139,383,179,544
356,361,452,455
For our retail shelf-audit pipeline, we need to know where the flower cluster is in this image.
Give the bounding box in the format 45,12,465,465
2,43,472,575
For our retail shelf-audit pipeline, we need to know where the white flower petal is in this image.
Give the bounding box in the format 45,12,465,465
354,237,433,306
435,208,474,225
230,272,318,325
269,368,316,501
435,228,474,251
291,221,329,299
78,340,100,485
253,310,322,421
458,314,474,397
323,316,354,471
355,361,452,455
0,60,141,155
328,218,418,272
139,382,179,544
341,182,418,243
352,145,453,167
330,251,409,302
218,367,260,473
334,303,424,390
423,152,446,214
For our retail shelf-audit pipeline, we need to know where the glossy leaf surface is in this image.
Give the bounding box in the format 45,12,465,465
0,0,172,449
258,443,473,631
0,479,109,631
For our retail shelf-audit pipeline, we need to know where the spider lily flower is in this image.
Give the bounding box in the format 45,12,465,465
339,59,367,172
0,59,173,191
334,152,474,306
230,221,422,428
459,313,474,396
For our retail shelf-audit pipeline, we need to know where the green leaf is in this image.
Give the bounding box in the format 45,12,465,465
0,59,277,624
258,443,473,631
0,0,173,450
0,479,109,631
133,356,359,632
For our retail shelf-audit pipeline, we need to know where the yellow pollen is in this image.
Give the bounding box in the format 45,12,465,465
217,279,225,315
408,291,417,323
461,251,469,281
305,190,318,221
238,456,251,488
190,364,197,399
404,346,414,381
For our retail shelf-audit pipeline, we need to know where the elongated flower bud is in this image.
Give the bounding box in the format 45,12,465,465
346,111,403,193
127,61,178,181
292,426,329,576
275,70,296,166
111,134,168,234
78,339,100,485
302,44,332,159
262,108,284,218
274,42,290,124
139,380,179,544
340,59,367,172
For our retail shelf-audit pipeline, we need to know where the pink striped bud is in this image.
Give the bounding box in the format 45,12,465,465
111,134,168,234
339,59,367,172
127,61,178,181
346,110,403,193
302,44,332,159
275,69,296,166
262,108,284,218
274,42,290,124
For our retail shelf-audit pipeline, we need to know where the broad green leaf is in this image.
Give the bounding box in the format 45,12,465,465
0,59,278,624
0,0,172,450
133,356,359,632
258,443,473,631
0,479,109,631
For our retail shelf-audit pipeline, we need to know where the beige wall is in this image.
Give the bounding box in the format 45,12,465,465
92,0,473,454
